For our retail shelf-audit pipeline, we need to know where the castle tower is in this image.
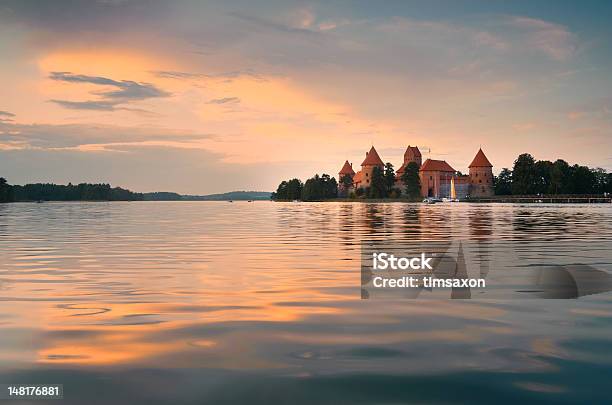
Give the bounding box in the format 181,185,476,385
468,148,494,197
403,145,422,168
396,145,422,186
419,159,456,198
358,146,384,189
338,160,355,195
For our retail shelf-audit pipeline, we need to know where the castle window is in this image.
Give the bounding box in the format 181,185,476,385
430,176,433,180
479,179,482,183
475,173,478,177
366,173,368,177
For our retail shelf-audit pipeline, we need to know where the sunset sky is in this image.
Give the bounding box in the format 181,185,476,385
1,0,611,194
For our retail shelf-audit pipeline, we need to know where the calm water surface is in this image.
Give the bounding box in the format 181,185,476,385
0,202,610,404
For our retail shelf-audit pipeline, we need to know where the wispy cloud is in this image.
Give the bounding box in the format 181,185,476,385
472,31,509,51
0,110,16,121
208,97,240,104
152,71,208,80
48,72,170,111
0,121,213,151
49,100,117,111
152,70,266,82
566,97,612,121
509,16,577,61
229,11,322,35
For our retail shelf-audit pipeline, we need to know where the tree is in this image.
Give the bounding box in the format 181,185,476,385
494,168,512,195
285,178,303,200
302,177,318,201
592,168,608,194
567,165,595,194
271,181,287,200
401,162,421,199
368,166,386,198
272,178,303,200
512,153,537,195
302,174,337,201
550,159,570,194
0,177,14,203
534,160,552,195
339,173,353,197
322,174,338,199
384,163,395,195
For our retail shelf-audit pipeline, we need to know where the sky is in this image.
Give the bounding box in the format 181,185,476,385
1,0,611,194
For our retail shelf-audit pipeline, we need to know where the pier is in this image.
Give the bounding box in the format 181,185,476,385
467,195,612,204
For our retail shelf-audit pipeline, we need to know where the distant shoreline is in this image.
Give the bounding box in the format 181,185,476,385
0,179,272,203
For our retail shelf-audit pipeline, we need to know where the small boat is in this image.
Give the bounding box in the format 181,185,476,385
248,200,253,202
228,200,233,203
36,200,44,203
423,198,436,204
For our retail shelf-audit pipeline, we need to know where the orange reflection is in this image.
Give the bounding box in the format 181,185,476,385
38,328,188,365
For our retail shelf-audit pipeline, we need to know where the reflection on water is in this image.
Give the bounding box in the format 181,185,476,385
0,202,610,403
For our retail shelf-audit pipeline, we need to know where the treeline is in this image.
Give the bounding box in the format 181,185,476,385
271,162,422,201
0,178,143,202
142,191,272,201
272,174,338,201
143,192,183,200
495,154,612,195
0,178,11,203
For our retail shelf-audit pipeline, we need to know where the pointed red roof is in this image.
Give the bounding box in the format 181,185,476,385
338,160,355,176
420,159,455,172
396,163,407,174
361,146,384,167
468,148,493,168
396,161,415,174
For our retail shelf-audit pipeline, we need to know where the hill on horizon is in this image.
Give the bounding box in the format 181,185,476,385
143,191,271,201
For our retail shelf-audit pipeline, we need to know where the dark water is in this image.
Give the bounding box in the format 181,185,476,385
0,202,610,404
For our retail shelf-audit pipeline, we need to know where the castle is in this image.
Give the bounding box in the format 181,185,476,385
338,145,493,199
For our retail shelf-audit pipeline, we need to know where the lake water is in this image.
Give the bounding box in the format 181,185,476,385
0,202,610,404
